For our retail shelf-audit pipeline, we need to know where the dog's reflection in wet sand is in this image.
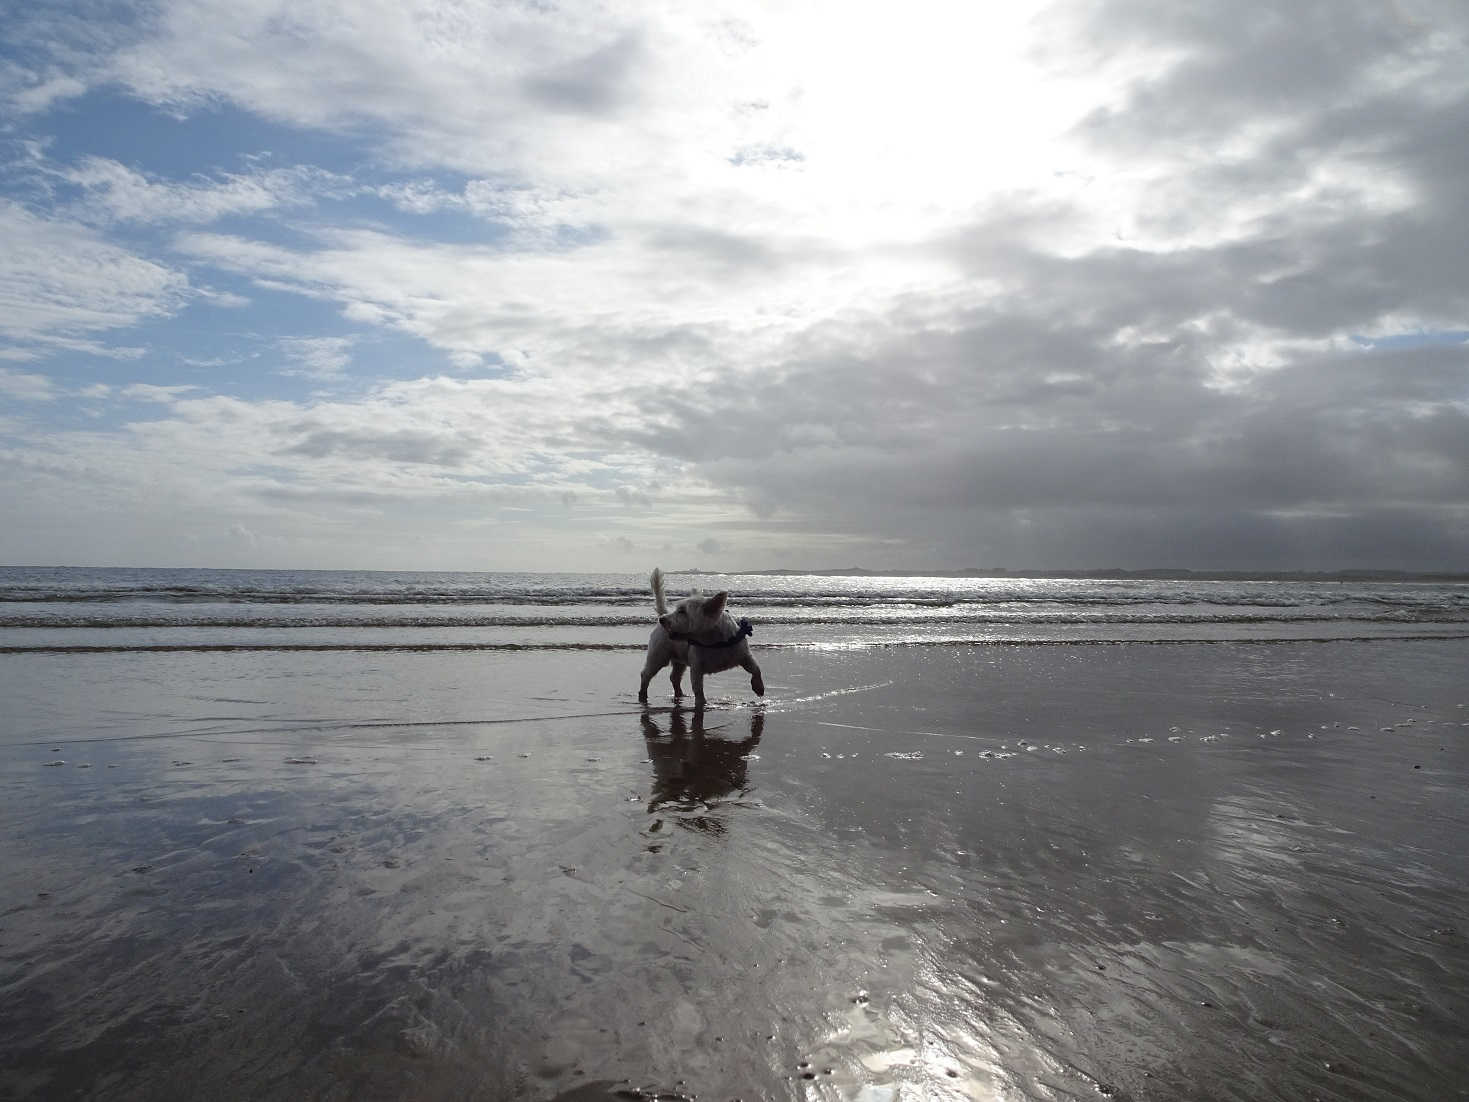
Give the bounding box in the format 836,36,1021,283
640,709,764,831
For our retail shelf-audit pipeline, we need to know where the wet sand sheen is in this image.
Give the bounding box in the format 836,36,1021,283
1,641,1467,1100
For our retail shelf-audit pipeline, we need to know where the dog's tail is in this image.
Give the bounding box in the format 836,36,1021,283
650,567,667,616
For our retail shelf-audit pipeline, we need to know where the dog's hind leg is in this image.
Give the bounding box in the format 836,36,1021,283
669,661,686,699
639,653,669,704
740,653,765,696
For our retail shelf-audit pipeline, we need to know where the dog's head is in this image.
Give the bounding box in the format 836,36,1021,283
658,591,728,637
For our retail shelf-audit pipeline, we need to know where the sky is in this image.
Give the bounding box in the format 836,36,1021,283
2,0,1467,573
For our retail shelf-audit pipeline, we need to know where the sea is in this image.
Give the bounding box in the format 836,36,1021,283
2,565,1467,653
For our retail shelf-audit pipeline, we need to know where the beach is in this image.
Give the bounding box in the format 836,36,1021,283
2,572,1468,1100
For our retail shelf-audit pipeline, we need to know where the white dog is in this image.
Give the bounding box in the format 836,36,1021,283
638,568,764,708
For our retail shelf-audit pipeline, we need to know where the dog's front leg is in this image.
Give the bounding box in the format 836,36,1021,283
670,661,685,698
690,666,706,709
740,653,765,696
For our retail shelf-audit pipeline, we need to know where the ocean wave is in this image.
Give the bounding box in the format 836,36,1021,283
2,570,1465,651
0,588,656,605
4,610,1468,629
6,633,1468,654
5,586,1463,613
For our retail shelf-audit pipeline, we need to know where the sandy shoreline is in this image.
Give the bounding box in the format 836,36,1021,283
2,641,1467,1099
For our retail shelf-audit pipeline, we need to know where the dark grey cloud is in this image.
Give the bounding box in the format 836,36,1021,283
949,211,1469,347
601,2,1469,578
278,427,476,467
667,323,1464,502
1064,0,1464,150
644,224,782,276
522,32,644,116
616,485,653,509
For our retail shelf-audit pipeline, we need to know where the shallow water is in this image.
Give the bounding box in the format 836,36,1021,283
1,640,1467,1100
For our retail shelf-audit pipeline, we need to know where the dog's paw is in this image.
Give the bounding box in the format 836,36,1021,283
752,677,765,696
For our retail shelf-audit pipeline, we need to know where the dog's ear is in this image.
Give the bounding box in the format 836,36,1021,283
703,591,728,617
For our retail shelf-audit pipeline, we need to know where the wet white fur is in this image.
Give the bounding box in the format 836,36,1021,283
638,568,764,708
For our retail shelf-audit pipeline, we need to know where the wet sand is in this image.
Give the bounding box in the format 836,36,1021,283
1,640,1467,1100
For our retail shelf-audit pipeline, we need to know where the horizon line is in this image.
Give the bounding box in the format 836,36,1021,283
3,563,1468,581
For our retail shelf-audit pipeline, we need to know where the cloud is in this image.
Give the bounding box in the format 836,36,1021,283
0,367,59,401
194,288,251,309
0,371,716,569
277,425,475,467
374,180,460,216
84,0,676,181
279,336,353,380
626,275,1469,567
227,521,258,547
120,382,197,402
58,156,351,225
2,1,1468,569
7,74,88,116
521,31,646,116
0,200,190,355
727,144,804,168
0,4,113,116
170,225,747,375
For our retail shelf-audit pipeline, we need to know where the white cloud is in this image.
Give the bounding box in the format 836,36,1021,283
0,367,59,401
171,211,946,389
7,73,89,116
0,200,190,354
227,521,259,548
120,382,197,402
194,287,251,309
1,7,101,117
21,1,1116,249
0,365,738,567
374,180,460,215
279,336,353,380
58,156,353,225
